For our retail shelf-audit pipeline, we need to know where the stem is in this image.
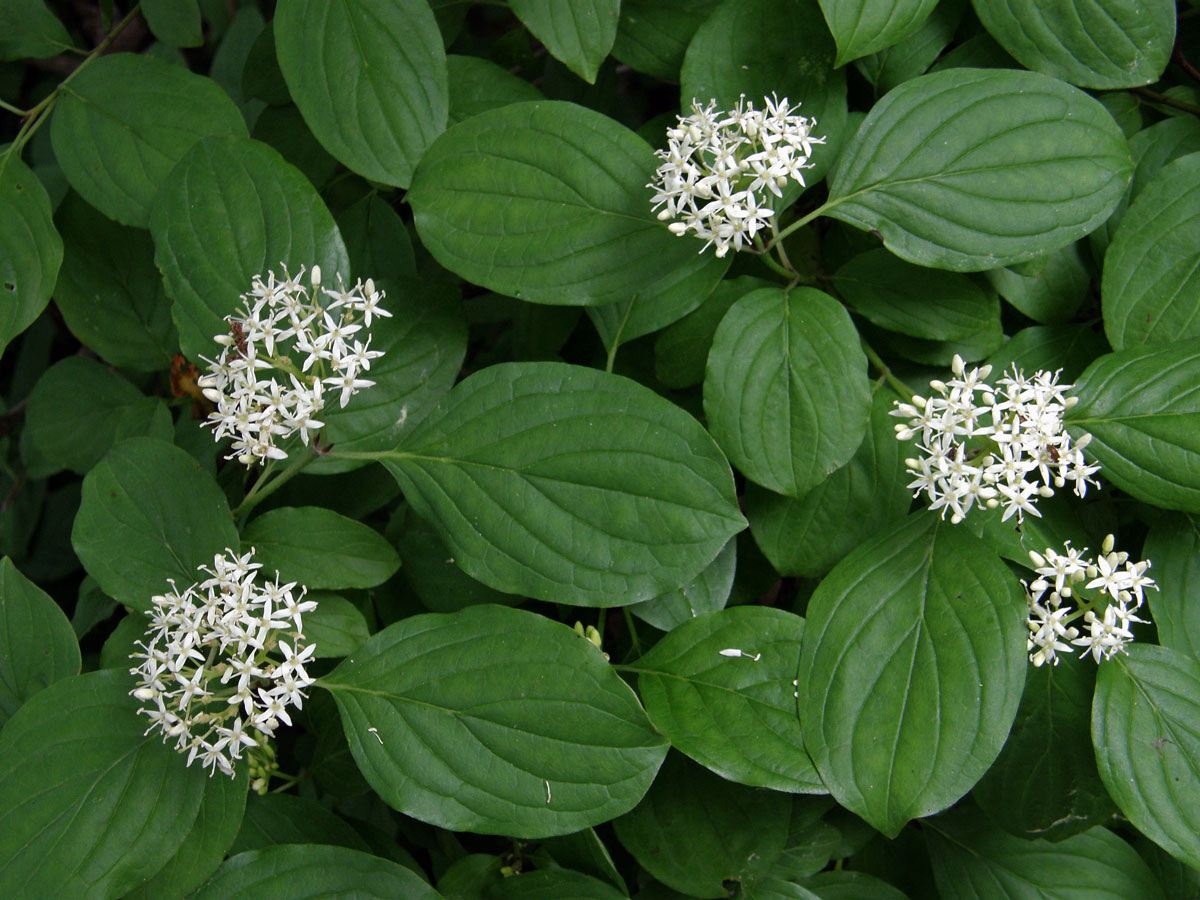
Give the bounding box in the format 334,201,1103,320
604,298,637,374
860,337,915,402
0,98,26,116
1133,86,1200,116
622,607,642,656
232,445,319,519
1,4,142,174
768,200,834,249
769,216,797,275
1175,49,1200,85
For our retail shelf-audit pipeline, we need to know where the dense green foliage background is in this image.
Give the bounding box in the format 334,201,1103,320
2,1,1200,899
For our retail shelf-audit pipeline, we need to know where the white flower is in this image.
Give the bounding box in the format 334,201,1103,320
198,265,387,466
891,355,1101,523
649,94,824,258
129,548,317,779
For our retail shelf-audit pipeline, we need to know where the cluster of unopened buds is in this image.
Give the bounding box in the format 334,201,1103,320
198,265,390,466
891,355,1101,524
1024,535,1155,666
649,93,824,257
129,548,317,783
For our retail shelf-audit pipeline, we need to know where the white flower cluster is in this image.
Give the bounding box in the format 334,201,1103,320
129,548,317,780
198,265,390,466
1024,535,1155,666
892,355,1101,524
649,94,825,258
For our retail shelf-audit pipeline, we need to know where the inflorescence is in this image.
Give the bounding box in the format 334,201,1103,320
1024,535,1155,666
198,265,390,466
649,94,825,258
891,355,1101,524
129,548,317,782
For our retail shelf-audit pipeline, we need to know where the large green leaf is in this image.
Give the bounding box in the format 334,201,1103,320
611,0,721,81
0,155,62,358
0,670,206,900
50,53,247,227
972,659,1114,841
323,605,668,838
612,752,797,898
825,68,1132,271
509,0,619,84
833,248,997,340
630,537,735,631
381,362,745,607
0,557,79,725
797,513,1027,837
52,193,176,370
490,869,626,900
241,506,400,590
22,356,172,477
408,101,725,308
1144,513,1200,659
150,135,349,360
142,0,203,46
746,389,911,578
274,0,447,188
970,0,1174,89
704,287,870,497
126,765,249,900
985,243,1090,325
190,844,441,900
819,0,938,66
856,0,965,96
927,812,1163,900
71,438,240,610
230,793,372,855
0,0,71,59
634,606,824,792
1066,340,1200,513
446,54,543,127
1103,153,1200,350
1093,645,1200,870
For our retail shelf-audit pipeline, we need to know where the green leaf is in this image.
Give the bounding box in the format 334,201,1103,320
314,278,466,470
150,135,349,360
142,0,203,47
985,243,1090,325
635,606,824,793
856,0,965,96
125,765,250,900
826,69,1132,271
383,362,745,607
613,752,793,898
0,155,62,358
303,593,371,658
1103,153,1200,350
1144,513,1200,658
190,844,441,900
746,389,911,578
983,323,1108,383
819,0,938,66
230,793,372,855
323,605,668,838
446,54,543,127
833,248,996,340
510,0,619,84
242,507,399,590
680,0,848,189
0,670,206,900
274,0,448,188
631,537,736,632
0,557,79,725
654,276,772,390
22,356,172,477
803,870,911,900
797,513,1027,837
927,812,1164,900
335,192,416,283
1066,340,1200,513
535,829,627,894
409,101,724,308
71,438,240,610
50,53,247,227
970,0,1174,89
52,193,177,370
611,0,721,81
972,660,1115,841
396,509,519,613
704,287,870,497
1093,645,1200,869
0,0,72,59
490,869,627,900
